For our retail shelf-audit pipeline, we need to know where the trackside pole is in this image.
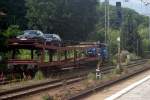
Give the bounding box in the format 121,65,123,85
96,68,102,79
96,53,102,79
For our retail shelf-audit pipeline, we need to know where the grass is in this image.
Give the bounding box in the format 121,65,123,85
87,72,96,80
8,49,88,66
34,70,45,80
42,94,54,100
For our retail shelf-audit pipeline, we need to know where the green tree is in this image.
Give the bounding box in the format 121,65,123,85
0,0,27,31
26,0,99,41
89,4,146,56
3,25,22,38
122,12,143,55
0,25,22,65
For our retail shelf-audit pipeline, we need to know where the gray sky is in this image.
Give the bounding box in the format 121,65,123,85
100,0,150,16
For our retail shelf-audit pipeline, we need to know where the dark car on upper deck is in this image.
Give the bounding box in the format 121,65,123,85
16,30,45,40
43,33,62,46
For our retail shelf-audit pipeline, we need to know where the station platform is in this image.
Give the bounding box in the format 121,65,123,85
106,75,150,100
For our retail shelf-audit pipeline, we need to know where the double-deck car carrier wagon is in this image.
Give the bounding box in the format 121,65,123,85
8,39,106,68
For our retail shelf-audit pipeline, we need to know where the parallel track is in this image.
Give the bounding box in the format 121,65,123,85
0,59,147,100
68,59,149,100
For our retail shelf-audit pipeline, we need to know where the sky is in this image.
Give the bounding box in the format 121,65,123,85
100,0,150,16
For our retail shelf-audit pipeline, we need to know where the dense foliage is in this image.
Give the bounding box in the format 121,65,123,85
0,0,27,31
26,0,99,41
0,0,149,56
88,3,149,56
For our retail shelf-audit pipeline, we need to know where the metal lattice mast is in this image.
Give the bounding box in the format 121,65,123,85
107,0,110,45
104,0,110,44
105,0,107,44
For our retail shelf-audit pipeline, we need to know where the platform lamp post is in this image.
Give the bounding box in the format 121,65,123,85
0,11,6,31
117,37,121,72
0,11,6,62
0,50,1,62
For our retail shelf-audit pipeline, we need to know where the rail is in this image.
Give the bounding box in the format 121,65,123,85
0,59,147,99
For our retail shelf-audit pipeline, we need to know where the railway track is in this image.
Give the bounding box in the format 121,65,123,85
0,66,110,100
0,59,147,100
68,59,149,100
0,59,145,85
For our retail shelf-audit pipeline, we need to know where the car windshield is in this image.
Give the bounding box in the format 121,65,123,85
23,30,42,36
44,34,61,41
44,34,53,38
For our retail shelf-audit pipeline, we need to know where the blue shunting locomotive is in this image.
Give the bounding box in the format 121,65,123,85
100,46,108,60
86,48,97,56
86,46,108,60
